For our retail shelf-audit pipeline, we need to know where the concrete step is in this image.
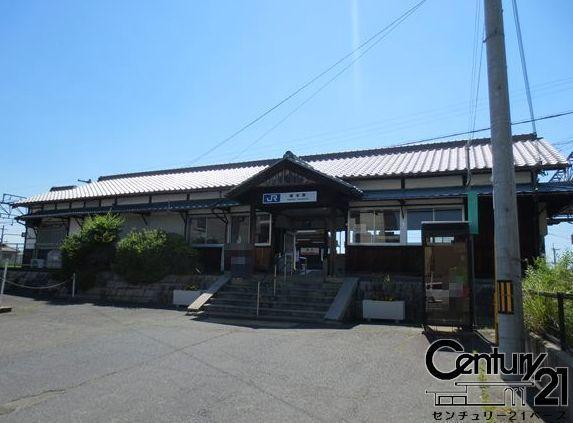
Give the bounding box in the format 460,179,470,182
211,298,331,312
197,310,324,323
203,303,326,319
215,291,335,304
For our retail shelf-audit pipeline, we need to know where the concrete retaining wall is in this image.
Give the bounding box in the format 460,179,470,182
4,270,219,306
525,333,573,421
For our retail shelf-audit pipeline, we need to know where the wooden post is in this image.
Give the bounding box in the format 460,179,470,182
328,208,337,277
249,205,257,275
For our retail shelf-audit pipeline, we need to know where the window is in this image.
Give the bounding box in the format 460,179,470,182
229,213,272,245
188,217,226,245
348,209,400,245
230,216,249,244
407,207,463,244
255,213,271,245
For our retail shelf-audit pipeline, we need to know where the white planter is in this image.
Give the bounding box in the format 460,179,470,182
362,300,405,322
173,290,202,306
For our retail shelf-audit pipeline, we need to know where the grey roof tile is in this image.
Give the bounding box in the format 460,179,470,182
16,134,567,205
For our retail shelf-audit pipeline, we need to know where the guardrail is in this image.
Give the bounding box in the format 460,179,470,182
525,289,572,351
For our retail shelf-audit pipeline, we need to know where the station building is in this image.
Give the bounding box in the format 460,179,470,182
14,133,573,281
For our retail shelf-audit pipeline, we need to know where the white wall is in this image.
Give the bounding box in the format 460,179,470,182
68,218,82,235
352,179,401,190
116,196,149,205
120,213,185,237
405,175,463,189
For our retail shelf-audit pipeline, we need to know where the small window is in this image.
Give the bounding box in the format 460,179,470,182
188,217,207,244
435,208,463,221
407,207,463,244
348,209,400,245
255,213,271,245
230,216,250,244
407,209,433,244
188,217,226,245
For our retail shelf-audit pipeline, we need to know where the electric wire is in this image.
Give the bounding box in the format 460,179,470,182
187,0,428,165
466,0,484,187
230,1,427,161
511,0,540,164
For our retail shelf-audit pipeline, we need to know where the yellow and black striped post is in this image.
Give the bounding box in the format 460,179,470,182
497,280,514,314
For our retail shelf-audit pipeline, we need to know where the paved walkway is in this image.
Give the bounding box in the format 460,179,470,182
0,295,537,422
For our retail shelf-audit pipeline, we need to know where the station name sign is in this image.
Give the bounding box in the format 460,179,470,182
262,191,317,204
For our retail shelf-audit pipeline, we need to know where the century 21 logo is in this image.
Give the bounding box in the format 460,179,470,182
425,339,569,407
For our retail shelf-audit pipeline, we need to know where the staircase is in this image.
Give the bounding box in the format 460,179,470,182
192,275,342,323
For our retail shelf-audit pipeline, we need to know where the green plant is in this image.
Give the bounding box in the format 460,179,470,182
185,283,200,291
115,229,199,284
367,275,397,301
60,213,124,286
523,252,573,346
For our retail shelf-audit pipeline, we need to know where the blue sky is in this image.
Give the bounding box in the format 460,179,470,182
1,0,572,253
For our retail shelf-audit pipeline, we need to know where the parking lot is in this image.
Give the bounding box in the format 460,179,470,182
0,295,525,423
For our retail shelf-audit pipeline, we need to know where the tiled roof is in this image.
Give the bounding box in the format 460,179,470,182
16,134,567,205
19,198,240,220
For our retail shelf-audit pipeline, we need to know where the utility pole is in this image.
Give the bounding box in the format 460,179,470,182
552,244,560,266
484,0,525,355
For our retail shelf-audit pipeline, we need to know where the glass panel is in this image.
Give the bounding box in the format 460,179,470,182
206,218,226,244
425,233,470,326
435,208,463,221
230,216,250,244
407,209,432,244
407,209,433,230
348,210,375,244
378,210,400,243
189,217,207,244
255,213,271,244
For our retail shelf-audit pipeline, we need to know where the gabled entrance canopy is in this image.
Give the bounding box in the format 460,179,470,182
225,151,363,208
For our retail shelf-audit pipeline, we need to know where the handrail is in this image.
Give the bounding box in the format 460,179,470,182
524,289,573,300
256,255,282,317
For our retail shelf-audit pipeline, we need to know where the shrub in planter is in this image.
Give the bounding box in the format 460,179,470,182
60,213,124,287
115,229,199,284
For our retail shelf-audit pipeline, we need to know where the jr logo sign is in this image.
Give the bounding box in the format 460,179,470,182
262,193,280,204
262,191,317,204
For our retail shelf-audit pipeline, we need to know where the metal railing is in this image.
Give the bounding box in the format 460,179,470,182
525,289,572,351
255,255,289,317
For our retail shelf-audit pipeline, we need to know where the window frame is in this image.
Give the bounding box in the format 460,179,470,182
405,205,465,245
187,215,227,247
347,207,404,246
347,205,465,246
227,212,272,247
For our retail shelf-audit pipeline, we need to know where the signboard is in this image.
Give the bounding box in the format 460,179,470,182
467,191,479,235
300,247,320,255
262,191,317,205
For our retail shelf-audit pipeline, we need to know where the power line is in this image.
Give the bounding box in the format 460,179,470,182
389,109,573,148
466,0,484,187
187,0,428,165
230,1,427,161
219,77,573,161
511,0,537,137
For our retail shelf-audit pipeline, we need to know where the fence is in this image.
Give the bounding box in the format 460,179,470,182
0,242,24,267
525,289,573,352
0,263,76,307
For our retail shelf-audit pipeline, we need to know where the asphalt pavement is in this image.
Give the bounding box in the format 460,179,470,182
0,295,535,422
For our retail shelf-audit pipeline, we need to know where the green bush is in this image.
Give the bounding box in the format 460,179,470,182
60,213,124,287
523,252,573,346
115,229,199,284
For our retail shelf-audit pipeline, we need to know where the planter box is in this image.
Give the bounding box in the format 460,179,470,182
173,290,202,306
363,300,405,322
